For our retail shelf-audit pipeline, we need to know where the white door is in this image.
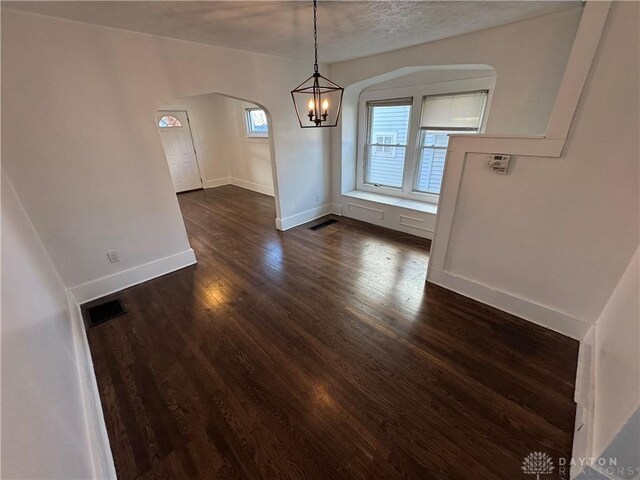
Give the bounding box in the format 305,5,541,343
157,110,202,193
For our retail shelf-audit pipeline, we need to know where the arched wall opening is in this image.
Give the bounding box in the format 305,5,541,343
157,91,282,222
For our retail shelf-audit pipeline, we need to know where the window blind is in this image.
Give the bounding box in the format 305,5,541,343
420,91,488,131
366,97,413,108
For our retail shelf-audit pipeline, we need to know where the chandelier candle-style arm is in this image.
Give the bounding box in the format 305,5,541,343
291,0,344,128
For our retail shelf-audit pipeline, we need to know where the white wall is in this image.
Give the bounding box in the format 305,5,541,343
329,7,582,236
1,8,330,302
361,68,495,93
162,94,275,196
592,247,640,458
332,6,582,133
438,2,639,332
1,173,95,479
161,93,230,185
219,96,274,196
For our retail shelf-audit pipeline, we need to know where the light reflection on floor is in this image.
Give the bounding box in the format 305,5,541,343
353,238,428,321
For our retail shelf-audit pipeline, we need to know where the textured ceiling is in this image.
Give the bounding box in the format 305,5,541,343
5,1,581,63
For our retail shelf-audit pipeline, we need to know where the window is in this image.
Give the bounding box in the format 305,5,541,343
245,108,268,136
364,99,412,188
416,91,487,194
373,133,398,157
358,89,488,202
158,115,182,128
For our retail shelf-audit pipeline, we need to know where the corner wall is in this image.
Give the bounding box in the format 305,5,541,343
218,96,275,196
161,93,231,187
161,94,275,196
328,7,583,234
429,1,639,338
1,8,330,302
1,173,107,479
592,247,639,462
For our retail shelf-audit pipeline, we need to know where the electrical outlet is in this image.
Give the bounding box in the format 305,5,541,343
106,251,120,263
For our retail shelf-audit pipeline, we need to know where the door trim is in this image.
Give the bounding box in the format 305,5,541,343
157,109,204,192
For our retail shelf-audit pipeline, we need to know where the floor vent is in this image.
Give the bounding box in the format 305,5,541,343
87,299,126,327
310,218,338,230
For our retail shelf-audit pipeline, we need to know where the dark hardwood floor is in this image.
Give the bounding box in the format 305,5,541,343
86,185,579,480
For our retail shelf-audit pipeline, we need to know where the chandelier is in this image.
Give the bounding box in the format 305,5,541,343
291,0,344,128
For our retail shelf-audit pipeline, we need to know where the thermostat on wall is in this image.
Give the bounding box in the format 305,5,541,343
488,154,511,174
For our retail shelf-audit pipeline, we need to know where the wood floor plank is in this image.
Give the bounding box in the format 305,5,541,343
85,185,578,479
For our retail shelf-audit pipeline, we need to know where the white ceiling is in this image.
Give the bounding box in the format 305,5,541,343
5,1,581,64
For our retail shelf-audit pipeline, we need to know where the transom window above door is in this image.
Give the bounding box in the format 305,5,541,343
358,89,488,203
158,115,183,128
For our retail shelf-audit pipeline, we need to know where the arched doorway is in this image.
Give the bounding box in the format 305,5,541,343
157,91,281,225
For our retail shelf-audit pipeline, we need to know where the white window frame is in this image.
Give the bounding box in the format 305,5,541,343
356,77,494,204
158,114,184,128
245,108,269,137
414,130,456,195
373,132,398,157
363,97,412,189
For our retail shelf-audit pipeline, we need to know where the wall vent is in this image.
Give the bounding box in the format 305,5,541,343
310,218,338,230
87,299,126,327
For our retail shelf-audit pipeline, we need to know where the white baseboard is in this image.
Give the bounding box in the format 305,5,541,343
67,291,117,479
203,177,275,197
203,176,231,189
275,204,333,230
337,197,435,240
70,249,197,304
330,203,344,215
427,267,591,340
229,177,274,197
571,327,596,478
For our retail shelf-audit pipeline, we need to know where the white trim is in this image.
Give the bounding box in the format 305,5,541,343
275,204,333,230
343,189,438,214
229,177,274,197
347,202,384,220
399,215,434,233
244,107,269,137
246,136,270,143
2,173,116,478
157,109,205,191
546,1,612,142
70,249,197,304
330,203,344,215
202,176,275,196
422,4,612,470
427,267,591,340
245,134,269,139
339,197,436,239
203,176,231,189
430,2,611,271
159,105,212,188
356,76,496,201
571,328,596,478
67,291,117,479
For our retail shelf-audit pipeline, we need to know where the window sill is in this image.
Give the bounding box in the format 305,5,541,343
343,190,438,214
246,134,269,139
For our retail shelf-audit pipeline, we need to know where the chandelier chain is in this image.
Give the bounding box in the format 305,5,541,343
290,0,343,128
313,0,318,73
